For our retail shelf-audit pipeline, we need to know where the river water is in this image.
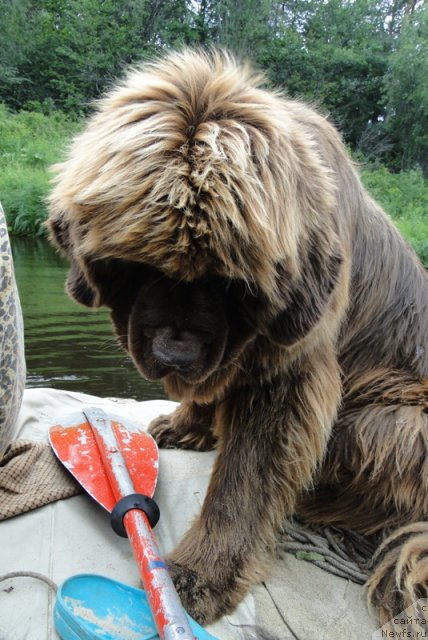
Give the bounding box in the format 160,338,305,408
12,237,165,400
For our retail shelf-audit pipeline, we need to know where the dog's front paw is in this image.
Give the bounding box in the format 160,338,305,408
148,414,181,448
148,414,217,451
168,560,228,625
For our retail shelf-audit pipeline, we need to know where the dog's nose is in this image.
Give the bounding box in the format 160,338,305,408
152,329,201,367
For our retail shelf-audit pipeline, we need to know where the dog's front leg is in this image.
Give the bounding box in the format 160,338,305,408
167,346,341,624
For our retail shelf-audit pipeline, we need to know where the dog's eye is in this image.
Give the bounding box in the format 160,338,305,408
142,326,157,339
191,328,216,343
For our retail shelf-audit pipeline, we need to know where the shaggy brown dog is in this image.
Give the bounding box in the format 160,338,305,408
47,50,428,627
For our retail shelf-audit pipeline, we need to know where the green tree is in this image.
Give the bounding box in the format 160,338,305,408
0,0,45,109
385,3,428,172
0,0,196,113
301,2,390,142
1,0,426,175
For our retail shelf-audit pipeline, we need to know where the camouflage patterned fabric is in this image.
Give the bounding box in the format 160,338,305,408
0,203,25,458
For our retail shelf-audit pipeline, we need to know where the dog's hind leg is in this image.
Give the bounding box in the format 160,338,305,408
298,369,428,626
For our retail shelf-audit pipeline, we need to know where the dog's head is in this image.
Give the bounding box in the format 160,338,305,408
47,49,344,396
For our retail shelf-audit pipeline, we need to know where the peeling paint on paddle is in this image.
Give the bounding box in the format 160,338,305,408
49,416,158,511
49,408,197,640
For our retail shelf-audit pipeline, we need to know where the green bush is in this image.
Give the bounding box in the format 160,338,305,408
361,165,428,267
0,104,79,235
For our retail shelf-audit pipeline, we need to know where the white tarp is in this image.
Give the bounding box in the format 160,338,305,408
0,388,378,640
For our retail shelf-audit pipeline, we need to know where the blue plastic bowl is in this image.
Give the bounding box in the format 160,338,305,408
54,574,217,640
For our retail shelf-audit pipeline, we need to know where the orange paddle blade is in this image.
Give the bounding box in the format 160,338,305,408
49,412,158,512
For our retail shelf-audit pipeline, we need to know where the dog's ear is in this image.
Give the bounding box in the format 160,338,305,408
66,260,99,308
66,258,150,310
47,213,100,308
46,213,73,256
267,232,343,345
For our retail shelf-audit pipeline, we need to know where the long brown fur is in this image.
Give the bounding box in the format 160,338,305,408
47,49,428,627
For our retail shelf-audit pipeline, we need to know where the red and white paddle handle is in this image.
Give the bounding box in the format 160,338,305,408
125,508,196,640
83,408,196,640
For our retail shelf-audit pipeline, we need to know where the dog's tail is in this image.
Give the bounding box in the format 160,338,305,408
367,522,428,629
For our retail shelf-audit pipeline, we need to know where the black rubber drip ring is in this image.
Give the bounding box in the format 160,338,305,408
110,493,160,538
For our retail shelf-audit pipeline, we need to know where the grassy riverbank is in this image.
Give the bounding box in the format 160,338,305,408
1,104,427,265
0,104,79,235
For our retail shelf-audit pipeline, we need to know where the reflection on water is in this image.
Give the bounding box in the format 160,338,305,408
12,237,165,400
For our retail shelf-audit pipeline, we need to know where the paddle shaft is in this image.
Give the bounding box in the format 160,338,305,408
84,408,195,640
